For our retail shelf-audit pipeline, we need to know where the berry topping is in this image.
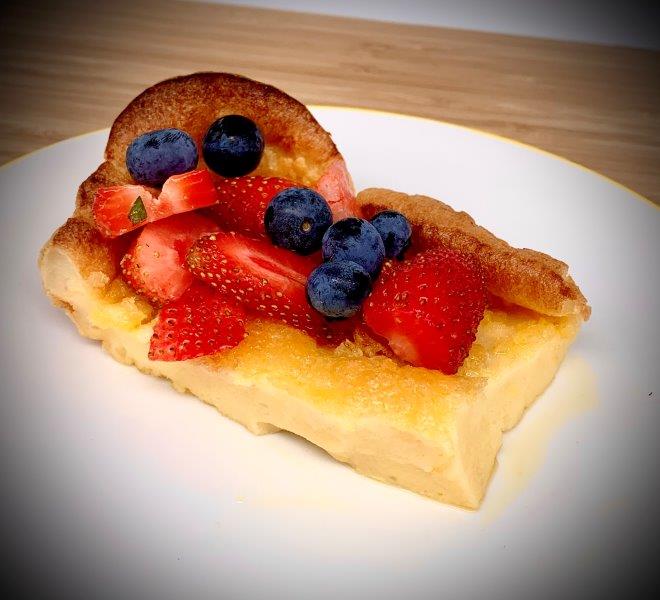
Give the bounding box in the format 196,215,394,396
370,210,412,259
93,169,218,238
202,115,264,177
149,282,246,362
126,128,198,186
265,187,333,255
186,231,353,344
306,261,371,319
120,213,218,305
363,249,487,374
321,218,385,279
208,175,296,238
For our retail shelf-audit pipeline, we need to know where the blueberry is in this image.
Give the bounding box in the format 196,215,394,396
202,115,264,177
306,261,372,319
265,188,332,255
126,128,198,186
369,210,412,259
321,218,385,278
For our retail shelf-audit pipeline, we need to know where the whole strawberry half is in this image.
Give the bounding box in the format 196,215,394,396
149,282,246,361
93,169,218,237
186,231,354,344
208,175,297,237
120,212,218,305
363,248,487,374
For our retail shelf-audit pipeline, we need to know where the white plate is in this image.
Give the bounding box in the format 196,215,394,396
0,107,657,599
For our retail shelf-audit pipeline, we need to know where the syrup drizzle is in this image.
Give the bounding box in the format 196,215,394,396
481,354,598,523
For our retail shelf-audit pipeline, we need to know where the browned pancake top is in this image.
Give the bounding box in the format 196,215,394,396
357,188,590,319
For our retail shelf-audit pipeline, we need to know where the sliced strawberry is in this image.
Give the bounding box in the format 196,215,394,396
93,169,218,237
207,175,297,237
93,185,156,237
186,231,354,344
120,213,218,305
152,169,218,220
149,282,246,361
363,248,487,374
314,158,357,221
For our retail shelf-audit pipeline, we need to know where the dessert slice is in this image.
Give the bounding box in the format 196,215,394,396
353,189,589,505
39,73,589,509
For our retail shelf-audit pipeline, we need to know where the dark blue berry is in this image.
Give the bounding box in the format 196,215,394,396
370,210,412,259
126,128,198,186
265,187,332,255
306,261,372,319
202,115,264,177
321,218,385,279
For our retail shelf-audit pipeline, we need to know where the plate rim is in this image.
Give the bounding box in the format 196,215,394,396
311,104,656,208
1,105,655,211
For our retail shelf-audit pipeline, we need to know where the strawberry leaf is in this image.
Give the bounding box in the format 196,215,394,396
128,195,147,224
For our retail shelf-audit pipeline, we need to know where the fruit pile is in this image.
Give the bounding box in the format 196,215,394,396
92,115,487,374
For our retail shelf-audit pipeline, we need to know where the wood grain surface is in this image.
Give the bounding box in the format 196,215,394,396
1,0,658,203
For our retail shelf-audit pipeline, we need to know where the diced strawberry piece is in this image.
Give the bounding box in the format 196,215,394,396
93,185,156,237
149,282,246,361
186,231,354,344
363,249,487,374
314,158,357,221
152,169,218,220
93,169,218,238
120,213,218,305
207,175,297,237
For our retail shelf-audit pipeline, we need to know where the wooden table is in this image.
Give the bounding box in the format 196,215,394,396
1,0,658,203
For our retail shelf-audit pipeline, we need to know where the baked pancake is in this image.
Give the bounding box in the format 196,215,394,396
39,73,589,509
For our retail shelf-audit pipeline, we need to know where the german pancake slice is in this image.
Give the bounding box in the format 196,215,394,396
39,72,589,508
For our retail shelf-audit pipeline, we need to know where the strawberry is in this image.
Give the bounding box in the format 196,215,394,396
149,282,246,361
208,175,296,237
93,185,157,237
186,231,354,344
93,169,218,237
120,212,218,305
152,169,219,219
363,248,487,374
314,158,357,220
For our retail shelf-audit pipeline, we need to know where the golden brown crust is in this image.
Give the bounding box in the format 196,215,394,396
41,72,349,299
40,217,119,280
41,72,588,331
107,72,339,166
357,188,590,319
73,72,345,219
